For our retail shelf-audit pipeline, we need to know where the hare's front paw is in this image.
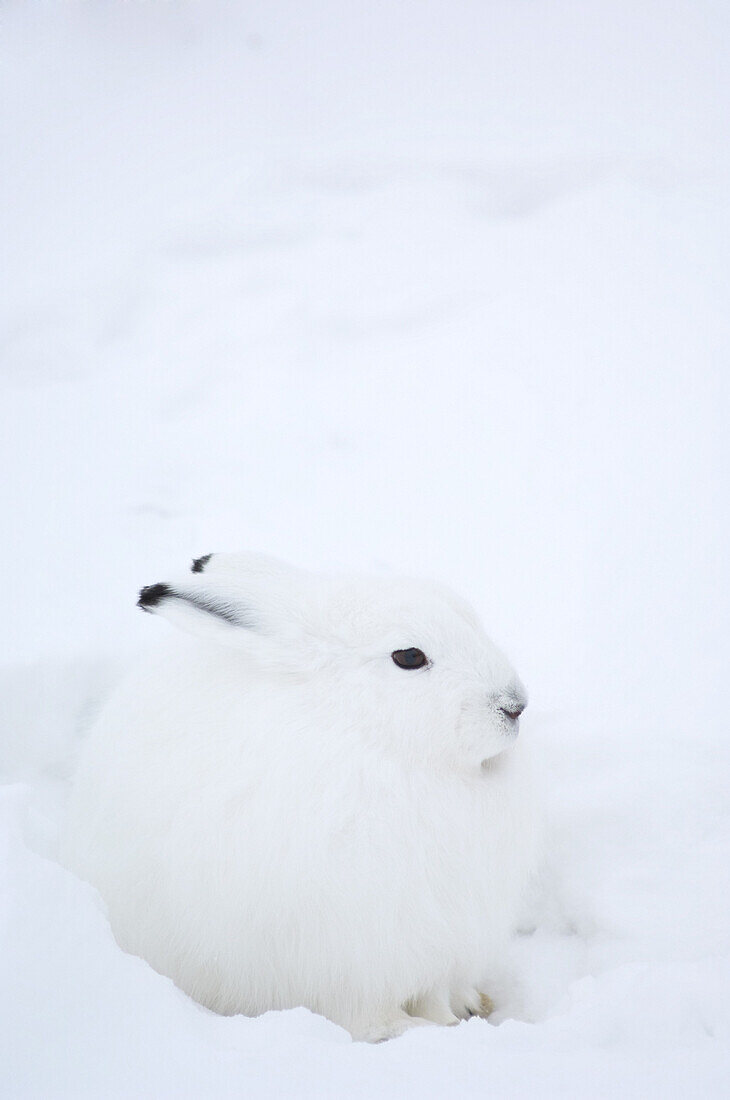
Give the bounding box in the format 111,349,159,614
355,1011,437,1043
452,987,495,1020
405,990,460,1026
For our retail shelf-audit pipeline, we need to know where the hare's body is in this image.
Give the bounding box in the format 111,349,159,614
63,554,537,1040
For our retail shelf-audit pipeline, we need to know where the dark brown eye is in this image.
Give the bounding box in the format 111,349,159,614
391,648,429,670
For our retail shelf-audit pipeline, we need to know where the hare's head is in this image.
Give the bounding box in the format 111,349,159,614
138,553,527,772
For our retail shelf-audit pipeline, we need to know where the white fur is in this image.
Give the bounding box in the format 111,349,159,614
62,553,538,1041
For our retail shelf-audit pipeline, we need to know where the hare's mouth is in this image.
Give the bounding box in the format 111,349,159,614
480,731,518,770
481,751,509,773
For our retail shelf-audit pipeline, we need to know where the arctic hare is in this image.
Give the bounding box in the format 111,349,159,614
63,553,536,1041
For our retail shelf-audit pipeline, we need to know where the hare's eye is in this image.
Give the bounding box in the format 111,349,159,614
391,648,429,670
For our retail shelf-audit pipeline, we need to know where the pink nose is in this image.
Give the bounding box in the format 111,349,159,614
499,702,525,721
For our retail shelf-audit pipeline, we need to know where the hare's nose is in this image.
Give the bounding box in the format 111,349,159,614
499,700,525,721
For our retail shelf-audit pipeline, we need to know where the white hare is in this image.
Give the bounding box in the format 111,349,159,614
62,552,537,1041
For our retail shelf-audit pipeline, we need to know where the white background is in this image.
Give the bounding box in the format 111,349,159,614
2,2,729,1096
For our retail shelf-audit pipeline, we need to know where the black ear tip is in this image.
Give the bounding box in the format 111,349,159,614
191,553,212,574
138,582,171,611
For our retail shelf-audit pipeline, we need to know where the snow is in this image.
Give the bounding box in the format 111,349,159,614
2,0,729,1095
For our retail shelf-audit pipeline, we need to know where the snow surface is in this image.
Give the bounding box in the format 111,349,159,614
2,1,729,1096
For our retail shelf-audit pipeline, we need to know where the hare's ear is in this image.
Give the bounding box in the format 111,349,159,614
188,551,304,585
137,580,260,645
136,553,306,649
